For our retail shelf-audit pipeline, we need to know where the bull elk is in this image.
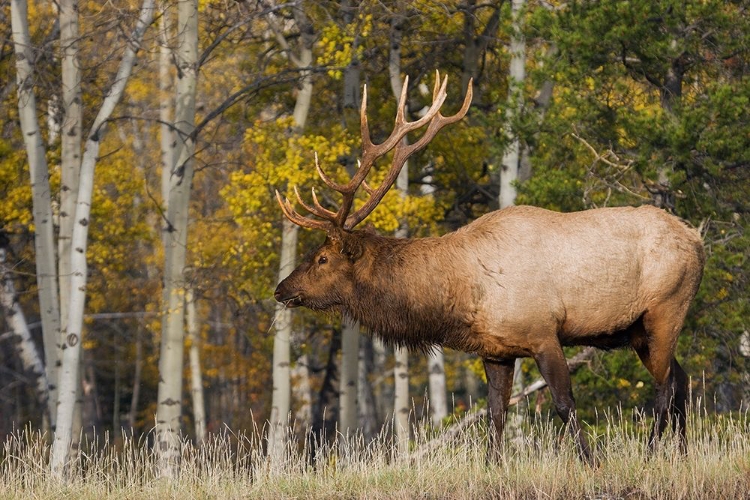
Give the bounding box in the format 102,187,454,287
273,72,705,462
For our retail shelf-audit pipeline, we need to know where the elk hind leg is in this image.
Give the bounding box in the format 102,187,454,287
669,358,688,452
635,304,690,452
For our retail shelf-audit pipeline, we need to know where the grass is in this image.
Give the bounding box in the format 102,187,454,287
1,406,749,499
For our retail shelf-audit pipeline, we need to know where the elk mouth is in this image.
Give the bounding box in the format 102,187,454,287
274,290,303,308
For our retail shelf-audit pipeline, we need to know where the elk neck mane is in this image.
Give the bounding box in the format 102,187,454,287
339,230,474,352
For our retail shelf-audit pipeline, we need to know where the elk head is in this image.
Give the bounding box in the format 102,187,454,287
273,71,472,311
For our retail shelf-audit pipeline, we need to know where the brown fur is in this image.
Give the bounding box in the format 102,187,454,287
275,204,705,461
277,205,703,355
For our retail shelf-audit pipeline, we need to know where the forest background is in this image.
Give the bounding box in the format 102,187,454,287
0,0,748,466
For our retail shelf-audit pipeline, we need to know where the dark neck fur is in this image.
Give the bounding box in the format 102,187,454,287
340,234,470,352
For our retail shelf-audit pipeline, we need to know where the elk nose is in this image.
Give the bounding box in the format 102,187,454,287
273,284,286,302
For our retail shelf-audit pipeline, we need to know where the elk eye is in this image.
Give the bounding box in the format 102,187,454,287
318,255,328,265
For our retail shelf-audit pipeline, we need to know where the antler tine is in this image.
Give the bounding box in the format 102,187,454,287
310,187,338,220
291,185,337,221
314,152,348,193
278,72,469,232
394,75,410,126
394,76,473,163
343,74,472,230
275,189,332,231
361,178,375,195
432,69,448,102
342,74,448,202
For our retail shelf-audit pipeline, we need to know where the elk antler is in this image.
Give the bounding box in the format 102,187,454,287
276,70,472,232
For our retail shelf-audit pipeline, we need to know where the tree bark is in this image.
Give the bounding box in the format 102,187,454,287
58,0,83,412
339,318,359,436
427,349,448,426
0,246,48,413
291,351,312,433
156,0,198,478
10,0,61,429
357,336,379,440
267,1,315,465
312,326,341,443
187,289,206,445
741,331,750,408
269,218,297,466
159,6,175,208
393,347,410,453
59,0,85,448
339,0,360,105
128,325,143,434
290,5,314,130
461,0,502,101
499,0,526,210
50,0,155,480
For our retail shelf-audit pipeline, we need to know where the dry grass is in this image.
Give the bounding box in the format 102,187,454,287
1,406,748,499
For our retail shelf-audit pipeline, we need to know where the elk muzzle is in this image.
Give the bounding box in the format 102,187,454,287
274,281,303,308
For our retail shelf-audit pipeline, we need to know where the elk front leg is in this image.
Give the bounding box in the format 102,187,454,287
534,344,593,464
483,358,515,461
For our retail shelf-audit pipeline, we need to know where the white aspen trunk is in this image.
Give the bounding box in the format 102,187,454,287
372,337,389,425
357,336,378,440
50,0,155,479
291,353,312,432
393,346,410,453
741,331,750,408
292,59,313,130
499,0,526,210
47,94,60,145
290,6,314,131
59,0,84,442
509,357,526,443
267,2,315,463
287,25,314,434
339,318,359,436
186,289,206,445
269,218,297,466
427,350,448,426
128,325,143,433
159,6,174,207
339,0,359,110
0,247,48,411
10,0,61,428
156,0,197,478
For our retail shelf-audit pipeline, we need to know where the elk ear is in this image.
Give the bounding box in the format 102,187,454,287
326,228,363,262
360,222,380,235
340,232,364,262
